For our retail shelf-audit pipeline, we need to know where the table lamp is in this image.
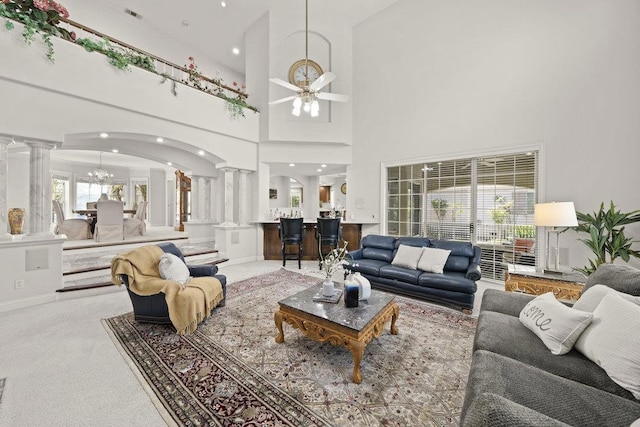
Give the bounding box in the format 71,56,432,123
534,202,578,274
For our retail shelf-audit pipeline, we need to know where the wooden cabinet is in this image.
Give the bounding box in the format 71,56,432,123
262,222,363,261
175,170,191,232
319,186,331,203
504,269,586,302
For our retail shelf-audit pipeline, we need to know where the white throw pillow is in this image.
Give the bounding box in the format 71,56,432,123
573,284,640,313
575,293,640,399
417,247,451,274
391,244,424,270
158,253,190,287
519,292,593,355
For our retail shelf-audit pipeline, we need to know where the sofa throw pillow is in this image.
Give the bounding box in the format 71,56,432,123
573,284,640,313
158,253,190,287
391,244,424,270
519,292,593,355
417,247,451,274
575,292,640,399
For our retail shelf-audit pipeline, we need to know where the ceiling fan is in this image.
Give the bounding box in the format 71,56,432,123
268,0,349,117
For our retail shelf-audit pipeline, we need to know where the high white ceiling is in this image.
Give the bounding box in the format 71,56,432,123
98,0,399,74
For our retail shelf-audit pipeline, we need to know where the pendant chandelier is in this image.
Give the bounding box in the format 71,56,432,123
88,152,113,186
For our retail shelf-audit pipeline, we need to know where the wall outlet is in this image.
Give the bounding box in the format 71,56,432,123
14,279,24,289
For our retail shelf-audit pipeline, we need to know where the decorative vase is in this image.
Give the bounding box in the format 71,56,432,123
8,208,25,235
322,279,335,296
353,272,371,300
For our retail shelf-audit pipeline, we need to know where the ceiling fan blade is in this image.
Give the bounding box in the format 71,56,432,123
309,72,336,91
317,92,349,103
268,95,298,105
269,78,301,92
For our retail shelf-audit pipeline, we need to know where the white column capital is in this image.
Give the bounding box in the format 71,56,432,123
23,140,57,151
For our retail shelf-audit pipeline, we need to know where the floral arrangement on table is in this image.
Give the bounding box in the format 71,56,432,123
319,241,350,282
0,0,75,61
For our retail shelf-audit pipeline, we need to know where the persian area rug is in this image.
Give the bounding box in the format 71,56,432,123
103,268,476,427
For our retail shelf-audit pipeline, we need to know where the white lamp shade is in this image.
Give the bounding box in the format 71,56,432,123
534,202,578,227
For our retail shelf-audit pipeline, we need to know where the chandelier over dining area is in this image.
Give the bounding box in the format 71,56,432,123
88,152,113,186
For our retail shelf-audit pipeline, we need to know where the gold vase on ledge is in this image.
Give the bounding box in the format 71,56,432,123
8,208,25,235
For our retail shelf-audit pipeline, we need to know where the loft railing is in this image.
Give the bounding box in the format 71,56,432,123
59,18,250,102
0,4,257,115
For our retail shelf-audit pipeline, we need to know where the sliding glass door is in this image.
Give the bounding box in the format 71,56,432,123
386,150,538,280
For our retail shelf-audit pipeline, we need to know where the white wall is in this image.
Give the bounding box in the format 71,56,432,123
62,0,245,85
352,0,640,269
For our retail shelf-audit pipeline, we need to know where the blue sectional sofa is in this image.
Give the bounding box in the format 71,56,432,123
344,235,482,311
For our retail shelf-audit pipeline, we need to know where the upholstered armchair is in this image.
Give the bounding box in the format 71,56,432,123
52,200,91,240
94,200,124,242
123,201,147,237
111,242,227,334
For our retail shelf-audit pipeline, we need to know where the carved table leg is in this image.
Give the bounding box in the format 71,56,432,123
274,310,284,343
390,303,399,335
347,340,365,384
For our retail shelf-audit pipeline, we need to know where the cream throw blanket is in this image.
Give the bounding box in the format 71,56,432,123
111,245,223,335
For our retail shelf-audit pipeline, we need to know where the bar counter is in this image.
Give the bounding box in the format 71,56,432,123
258,220,374,261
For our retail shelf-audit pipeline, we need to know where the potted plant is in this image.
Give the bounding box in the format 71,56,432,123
574,201,640,275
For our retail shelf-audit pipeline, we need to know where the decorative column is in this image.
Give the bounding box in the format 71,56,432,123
212,176,222,224
238,170,252,225
220,168,237,226
203,177,212,222
0,139,11,240
190,175,201,222
25,140,56,237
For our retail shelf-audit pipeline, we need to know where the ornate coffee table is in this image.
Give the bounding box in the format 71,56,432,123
274,284,399,384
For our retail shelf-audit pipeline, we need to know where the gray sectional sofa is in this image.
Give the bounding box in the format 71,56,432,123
461,264,640,426
344,234,482,311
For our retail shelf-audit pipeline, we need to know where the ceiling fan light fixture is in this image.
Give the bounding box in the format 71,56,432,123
268,0,348,117
292,97,302,116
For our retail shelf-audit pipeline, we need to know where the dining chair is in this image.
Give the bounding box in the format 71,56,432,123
94,200,124,242
280,217,305,269
52,200,92,240
315,217,342,269
123,201,147,237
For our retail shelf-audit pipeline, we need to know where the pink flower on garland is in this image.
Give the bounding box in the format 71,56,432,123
31,0,70,18
32,0,49,10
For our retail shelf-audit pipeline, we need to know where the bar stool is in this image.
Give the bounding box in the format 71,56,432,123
316,217,342,269
280,217,305,269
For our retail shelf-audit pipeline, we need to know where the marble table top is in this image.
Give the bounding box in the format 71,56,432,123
278,283,395,332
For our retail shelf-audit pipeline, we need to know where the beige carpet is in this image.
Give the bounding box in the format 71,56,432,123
104,268,477,426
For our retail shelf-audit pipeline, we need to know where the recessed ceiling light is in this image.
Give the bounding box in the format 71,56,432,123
289,163,295,167
198,150,205,156
232,47,240,55
156,137,164,143
112,149,119,153
167,162,173,166
99,132,109,138
317,169,322,172
221,1,226,7
321,164,327,168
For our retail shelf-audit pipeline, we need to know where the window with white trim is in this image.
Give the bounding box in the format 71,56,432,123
386,151,538,280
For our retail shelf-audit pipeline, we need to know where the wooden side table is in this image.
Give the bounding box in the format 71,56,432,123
504,268,586,302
